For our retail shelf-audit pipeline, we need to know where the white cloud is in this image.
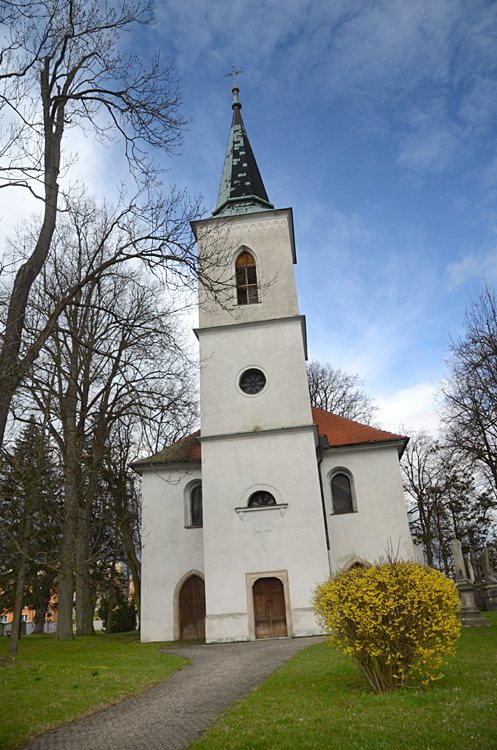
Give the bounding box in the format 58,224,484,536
152,0,497,186
375,381,440,435
446,245,497,290
395,103,461,173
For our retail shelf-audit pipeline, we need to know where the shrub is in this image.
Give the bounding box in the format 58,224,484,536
97,589,137,633
313,559,461,693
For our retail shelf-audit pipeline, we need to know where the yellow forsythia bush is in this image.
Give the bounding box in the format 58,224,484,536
313,560,461,693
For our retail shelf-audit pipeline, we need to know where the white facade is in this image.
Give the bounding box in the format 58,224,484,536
137,205,415,644
321,443,414,573
136,98,415,644
140,463,203,642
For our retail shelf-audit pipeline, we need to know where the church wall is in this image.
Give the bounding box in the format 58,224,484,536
198,317,311,437
320,444,414,573
140,465,203,642
200,427,330,642
196,209,299,329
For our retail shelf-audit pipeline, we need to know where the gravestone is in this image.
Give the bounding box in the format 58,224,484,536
481,548,497,611
451,539,490,627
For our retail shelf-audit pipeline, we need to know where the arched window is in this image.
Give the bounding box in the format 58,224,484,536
341,557,370,573
190,484,203,527
235,251,259,305
331,473,354,514
248,490,276,508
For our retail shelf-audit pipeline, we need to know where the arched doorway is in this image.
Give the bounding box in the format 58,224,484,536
179,575,205,640
253,577,287,639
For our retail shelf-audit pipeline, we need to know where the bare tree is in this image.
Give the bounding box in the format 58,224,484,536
0,0,193,446
306,360,378,425
21,200,198,639
96,426,143,623
401,431,452,569
441,283,497,494
401,429,496,572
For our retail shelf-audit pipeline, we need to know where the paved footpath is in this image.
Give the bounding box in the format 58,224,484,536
21,636,324,750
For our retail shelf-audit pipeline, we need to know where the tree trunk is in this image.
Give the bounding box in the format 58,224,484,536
8,512,32,658
0,61,62,448
120,521,141,616
424,535,434,567
75,499,95,636
56,474,77,640
74,422,108,637
106,553,117,634
33,607,46,634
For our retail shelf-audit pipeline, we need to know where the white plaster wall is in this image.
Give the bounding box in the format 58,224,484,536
201,428,330,642
140,465,203,643
198,317,311,437
320,445,414,573
196,209,299,329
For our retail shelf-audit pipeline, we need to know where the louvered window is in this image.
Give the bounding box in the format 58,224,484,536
235,251,259,305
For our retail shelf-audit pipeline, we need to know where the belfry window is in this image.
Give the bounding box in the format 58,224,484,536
235,251,259,305
331,473,354,514
190,484,203,527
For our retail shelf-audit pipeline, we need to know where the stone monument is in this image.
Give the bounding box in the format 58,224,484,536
451,539,490,627
481,547,497,611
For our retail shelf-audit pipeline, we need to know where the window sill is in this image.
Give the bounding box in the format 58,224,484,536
235,503,288,520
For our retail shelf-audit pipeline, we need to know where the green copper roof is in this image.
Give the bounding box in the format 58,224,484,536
213,89,274,217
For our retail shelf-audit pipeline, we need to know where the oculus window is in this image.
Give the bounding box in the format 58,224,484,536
331,473,354,514
235,251,259,305
239,368,266,395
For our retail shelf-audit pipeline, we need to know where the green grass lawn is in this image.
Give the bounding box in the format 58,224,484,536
2,616,496,750
0,632,187,750
191,612,497,750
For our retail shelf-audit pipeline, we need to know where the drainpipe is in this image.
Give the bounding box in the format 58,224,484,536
317,438,332,575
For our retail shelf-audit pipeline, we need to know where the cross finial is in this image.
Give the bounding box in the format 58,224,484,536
225,65,243,89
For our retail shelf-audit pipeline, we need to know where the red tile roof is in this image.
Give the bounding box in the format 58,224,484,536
311,406,407,449
132,408,407,471
131,430,201,470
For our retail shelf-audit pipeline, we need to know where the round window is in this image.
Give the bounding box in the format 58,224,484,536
239,368,266,395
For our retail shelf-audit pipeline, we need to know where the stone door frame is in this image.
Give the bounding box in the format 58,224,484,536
245,569,293,640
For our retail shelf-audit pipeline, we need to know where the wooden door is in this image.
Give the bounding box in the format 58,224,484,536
179,575,205,640
253,577,287,639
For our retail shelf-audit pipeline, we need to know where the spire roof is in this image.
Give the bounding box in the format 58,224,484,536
213,85,274,218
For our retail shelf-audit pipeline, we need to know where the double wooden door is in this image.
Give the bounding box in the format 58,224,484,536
253,577,287,638
179,575,205,640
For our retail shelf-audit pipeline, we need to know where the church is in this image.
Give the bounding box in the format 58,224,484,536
133,82,415,644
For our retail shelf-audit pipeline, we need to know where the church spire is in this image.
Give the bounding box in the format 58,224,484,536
213,76,274,218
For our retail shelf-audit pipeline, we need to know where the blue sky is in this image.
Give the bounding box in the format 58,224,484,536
5,0,497,435
143,0,497,434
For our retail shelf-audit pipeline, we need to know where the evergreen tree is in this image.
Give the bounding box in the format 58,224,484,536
0,418,62,654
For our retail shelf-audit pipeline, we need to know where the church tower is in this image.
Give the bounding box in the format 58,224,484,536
192,83,330,642
135,81,414,645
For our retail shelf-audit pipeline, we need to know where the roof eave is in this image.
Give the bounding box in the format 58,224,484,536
322,437,409,458
131,457,201,475
212,195,274,218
